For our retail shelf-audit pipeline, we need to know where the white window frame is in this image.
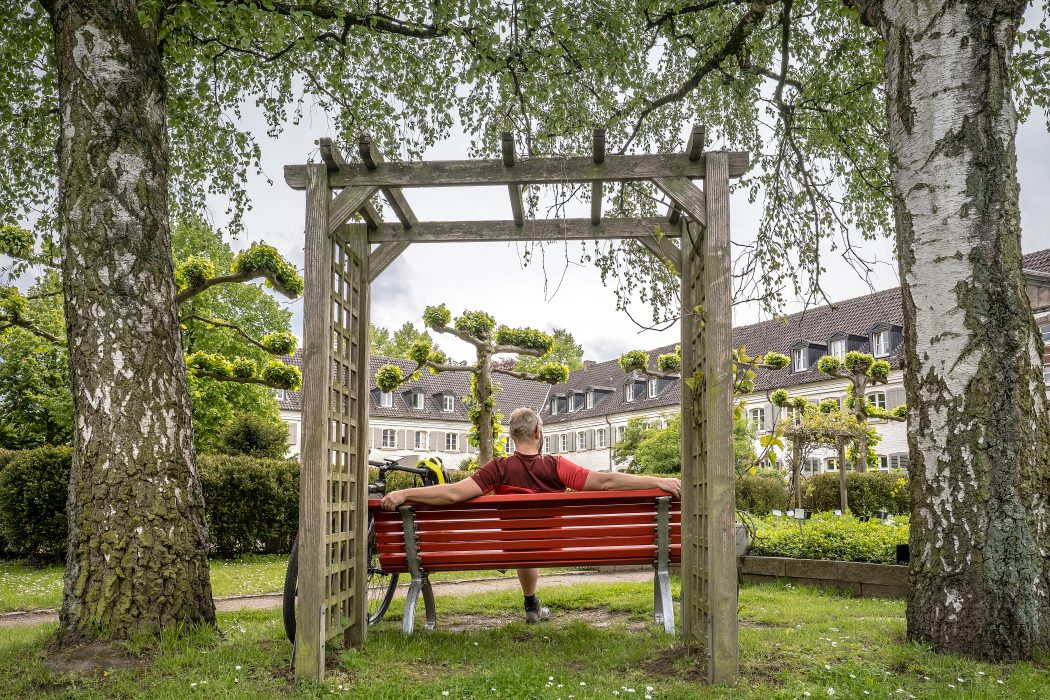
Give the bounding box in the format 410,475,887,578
803,457,821,474
442,395,454,412
872,331,889,357
560,434,569,452
414,430,427,450
626,383,636,401
577,431,588,450
380,391,393,408
749,407,765,430
445,432,458,451
505,437,514,453
287,421,299,447
586,391,594,409
543,435,551,453
825,457,839,471
648,379,658,398
411,392,424,409
616,425,626,443
568,394,578,412
551,398,559,415
870,391,887,410
382,428,397,448
829,338,846,360
275,388,287,401
877,455,890,471
792,348,807,372
596,428,606,449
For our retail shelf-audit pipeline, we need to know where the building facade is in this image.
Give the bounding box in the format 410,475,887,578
277,249,1050,473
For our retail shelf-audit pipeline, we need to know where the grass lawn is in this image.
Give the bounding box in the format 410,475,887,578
2,581,1048,698
0,557,562,613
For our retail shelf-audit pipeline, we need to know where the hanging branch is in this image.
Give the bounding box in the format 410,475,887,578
174,242,304,305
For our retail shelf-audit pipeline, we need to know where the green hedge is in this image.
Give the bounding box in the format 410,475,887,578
804,471,909,516
198,454,299,558
736,474,791,515
0,446,70,559
748,512,909,564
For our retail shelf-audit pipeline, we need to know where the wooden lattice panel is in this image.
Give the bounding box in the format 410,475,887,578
679,220,709,645
323,232,369,643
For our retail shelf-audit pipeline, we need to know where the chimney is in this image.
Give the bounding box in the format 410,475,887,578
583,360,596,368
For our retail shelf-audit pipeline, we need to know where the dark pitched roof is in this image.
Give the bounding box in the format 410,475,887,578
277,352,550,422
277,352,303,411
1024,248,1050,275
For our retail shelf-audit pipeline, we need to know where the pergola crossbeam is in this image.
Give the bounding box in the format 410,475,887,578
591,128,606,225
285,151,748,190
638,235,682,274
358,217,677,243
654,176,708,227
668,125,705,225
359,135,419,229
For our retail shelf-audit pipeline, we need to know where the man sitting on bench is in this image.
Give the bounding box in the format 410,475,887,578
381,406,682,624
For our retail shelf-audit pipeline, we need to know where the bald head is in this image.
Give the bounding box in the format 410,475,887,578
509,406,542,446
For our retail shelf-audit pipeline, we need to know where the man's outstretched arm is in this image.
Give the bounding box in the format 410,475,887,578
380,478,484,511
582,470,682,499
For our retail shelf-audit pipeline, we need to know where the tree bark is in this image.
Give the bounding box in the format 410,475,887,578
51,0,215,644
879,0,1050,659
791,438,803,509
853,375,869,472
837,440,848,513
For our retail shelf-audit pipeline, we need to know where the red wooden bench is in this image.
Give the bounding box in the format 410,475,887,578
370,489,682,634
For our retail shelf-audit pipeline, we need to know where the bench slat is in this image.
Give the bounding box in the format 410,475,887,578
375,513,669,531
374,523,681,544
378,545,682,570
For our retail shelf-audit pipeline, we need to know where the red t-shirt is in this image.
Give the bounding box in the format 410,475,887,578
469,452,591,495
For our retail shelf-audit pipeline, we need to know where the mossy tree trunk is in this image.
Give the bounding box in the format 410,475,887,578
852,374,869,473
475,350,495,464
50,0,215,644
791,437,803,509
875,0,1050,660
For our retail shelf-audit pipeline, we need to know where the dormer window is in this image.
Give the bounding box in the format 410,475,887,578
792,348,807,372
829,338,846,360
626,383,636,402
380,391,393,408
442,395,454,412
586,391,594,409
550,398,559,415
569,393,578,412
872,331,889,357
411,392,424,409
648,379,658,398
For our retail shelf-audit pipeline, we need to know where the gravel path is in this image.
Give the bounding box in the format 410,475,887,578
0,569,651,628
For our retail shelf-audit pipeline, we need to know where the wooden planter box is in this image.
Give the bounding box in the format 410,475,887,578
738,555,908,598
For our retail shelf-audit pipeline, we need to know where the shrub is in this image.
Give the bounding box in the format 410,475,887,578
458,456,479,472
0,449,14,555
749,512,909,564
198,454,299,557
218,414,289,459
804,471,909,516
0,446,71,559
736,474,791,515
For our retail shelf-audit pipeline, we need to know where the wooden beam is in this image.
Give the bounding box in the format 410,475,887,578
359,135,419,228
669,125,705,224
703,152,739,686
358,199,381,230
285,151,749,190
358,217,678,243
590,128,606,225
318,137,347,172
369,240,410,281
653,176,707,227
328,186,378,235
638,236,682,274
502,132,525,227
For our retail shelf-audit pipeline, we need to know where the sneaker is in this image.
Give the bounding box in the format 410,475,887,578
525,601,552,624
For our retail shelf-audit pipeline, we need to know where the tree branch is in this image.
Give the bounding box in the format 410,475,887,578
0,316,63,344
180,314,270,354
175,270,296,305
430,323,487,350
424,361,478,374
218,0,469,40
493,343,545,357
189,369,284,388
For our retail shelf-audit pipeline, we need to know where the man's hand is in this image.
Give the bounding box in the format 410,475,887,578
654,477,682,499
381,490,408,511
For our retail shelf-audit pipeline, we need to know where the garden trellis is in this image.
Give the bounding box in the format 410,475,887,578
283,126,747,684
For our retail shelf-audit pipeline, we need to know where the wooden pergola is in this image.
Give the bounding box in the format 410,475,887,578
283,125,747,685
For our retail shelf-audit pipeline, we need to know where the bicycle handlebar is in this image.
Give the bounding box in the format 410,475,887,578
367,458,430,477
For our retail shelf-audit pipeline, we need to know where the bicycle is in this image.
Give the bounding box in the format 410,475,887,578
283,455,450,643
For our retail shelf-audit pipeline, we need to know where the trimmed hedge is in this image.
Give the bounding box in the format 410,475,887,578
804,471,909,516
736,474,791,515
749,512,909,564
0,446,70,559
198,454,299,558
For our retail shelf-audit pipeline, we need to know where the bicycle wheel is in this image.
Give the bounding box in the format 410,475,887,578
283,538,298,643
367,515,399,624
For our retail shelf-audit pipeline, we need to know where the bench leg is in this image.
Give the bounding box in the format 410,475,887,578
654,567,675,634
403,576,422,635
421,575,436,631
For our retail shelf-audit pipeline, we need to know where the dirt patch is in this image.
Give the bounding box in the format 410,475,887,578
44,642,149,676
639,644,707,683
0,611,57,628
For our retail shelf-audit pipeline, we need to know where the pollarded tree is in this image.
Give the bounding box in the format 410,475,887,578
770,389,870,512
371,321,441,361
375,305,569,464
816,352,906,473
514,328,585,375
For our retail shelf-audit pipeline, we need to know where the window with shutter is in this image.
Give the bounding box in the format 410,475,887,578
577,431,588,450
559,434,568,452
596,428,607,448
445,433,458,451
381,429,396,448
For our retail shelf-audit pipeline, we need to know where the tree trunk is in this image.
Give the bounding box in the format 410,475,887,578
791,438,803,509
881,0,1050,659
838,440,848,513
52,0,215,644
475,351,494,465
853,376,869,472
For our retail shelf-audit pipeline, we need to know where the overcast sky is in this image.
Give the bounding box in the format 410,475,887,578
206,105,1050,364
